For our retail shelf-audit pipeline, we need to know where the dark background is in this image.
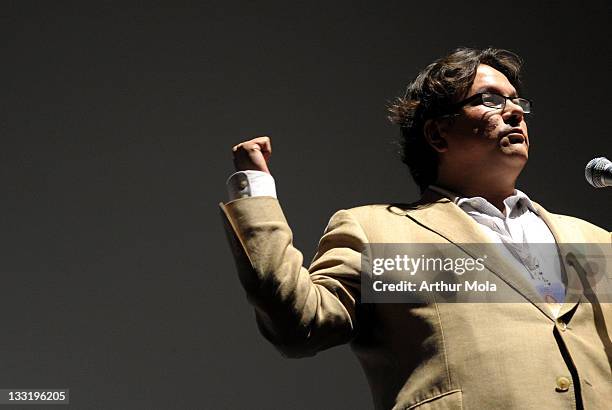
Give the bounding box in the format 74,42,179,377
1,1,610,409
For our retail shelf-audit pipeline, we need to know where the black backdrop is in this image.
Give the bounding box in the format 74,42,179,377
2,1,610,409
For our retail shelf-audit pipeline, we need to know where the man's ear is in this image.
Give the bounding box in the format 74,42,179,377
424,119,448,153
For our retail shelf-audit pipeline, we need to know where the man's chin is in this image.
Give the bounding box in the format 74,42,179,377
500,144,529,160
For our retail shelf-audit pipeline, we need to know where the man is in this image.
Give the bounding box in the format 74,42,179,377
220,48,611,409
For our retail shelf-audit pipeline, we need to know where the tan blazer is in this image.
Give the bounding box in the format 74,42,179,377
220,191,611,410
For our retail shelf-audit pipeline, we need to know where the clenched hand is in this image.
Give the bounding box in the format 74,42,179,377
232,136,272,174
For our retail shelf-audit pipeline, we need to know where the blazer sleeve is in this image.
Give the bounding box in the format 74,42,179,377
219,196,367,358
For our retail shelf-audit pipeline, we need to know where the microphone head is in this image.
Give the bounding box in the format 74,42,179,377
585,157,612,188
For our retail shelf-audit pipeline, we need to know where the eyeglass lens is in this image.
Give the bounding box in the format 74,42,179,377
482,93,530,113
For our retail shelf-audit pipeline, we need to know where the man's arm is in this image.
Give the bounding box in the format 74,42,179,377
220,137,366,357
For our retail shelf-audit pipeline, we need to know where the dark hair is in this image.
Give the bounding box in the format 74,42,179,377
388,47,523,193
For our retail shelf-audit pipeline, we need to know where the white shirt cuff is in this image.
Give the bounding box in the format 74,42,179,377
226,170,277,201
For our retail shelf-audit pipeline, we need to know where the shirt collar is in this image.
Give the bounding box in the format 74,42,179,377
428,184,538,217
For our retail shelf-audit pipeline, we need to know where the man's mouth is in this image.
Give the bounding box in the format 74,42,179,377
502,129,525,144
507,133,525,144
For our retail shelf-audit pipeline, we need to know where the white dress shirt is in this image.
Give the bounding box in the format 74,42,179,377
429,185,566,313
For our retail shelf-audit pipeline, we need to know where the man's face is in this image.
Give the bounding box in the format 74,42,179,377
439,64,529,176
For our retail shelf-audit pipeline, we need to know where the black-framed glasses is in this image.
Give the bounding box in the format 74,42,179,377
444,92,532,116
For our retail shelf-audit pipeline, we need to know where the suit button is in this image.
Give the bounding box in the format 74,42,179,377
555,376,571,392
557,319,567,331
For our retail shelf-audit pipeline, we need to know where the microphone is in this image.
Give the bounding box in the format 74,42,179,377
585,157,612,188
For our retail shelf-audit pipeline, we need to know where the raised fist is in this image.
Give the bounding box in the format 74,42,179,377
232,136,272,174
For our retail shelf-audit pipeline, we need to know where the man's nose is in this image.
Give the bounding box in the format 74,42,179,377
502,99,525,125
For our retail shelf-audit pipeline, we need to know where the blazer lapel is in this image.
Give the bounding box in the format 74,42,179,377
401,191,556,321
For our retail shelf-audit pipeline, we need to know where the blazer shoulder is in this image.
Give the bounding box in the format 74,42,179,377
337,203,424,236
548,212,607,231
344,203,412,220
344,198,436,219
543,210,610,241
